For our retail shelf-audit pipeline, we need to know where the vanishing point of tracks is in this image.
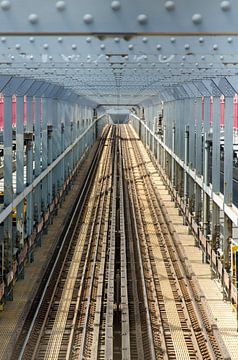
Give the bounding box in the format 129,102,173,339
13,124,230,360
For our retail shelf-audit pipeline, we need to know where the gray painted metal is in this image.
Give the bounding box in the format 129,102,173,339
212,97,221,193
224,97,233,205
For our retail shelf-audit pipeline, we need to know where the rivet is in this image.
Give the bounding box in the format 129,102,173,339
164,1,175,11
192,13,202,24
195,62,199,66
56,1,66,11
143,55,147,60
209,63,213,67
227,37,233,43
111,1,121,11
100,44,105,50
106,55,110,60
125,55,129,60
152,63,155,67
49,56,53,60
163,56,167,60
170,37,176,43
86,37,91,43
83,14,93,24
1,37,6,43
72,44,77,50
0,1,11,10
220,55,224,60
201,55,205,60
184,44,190,50
28,14,39,24
43,43,49,49
58,37,63,43
156,44,162,50
182,55,186,60
114,37,120,43
213,44,218,50
137,14,148,24
11,55,14,60
180,62,184,66
128,44,134,50
30,55,34,60
167,62,170,66
15,44,20,50
220,1,231,11
29,36,35,43
199,37,204,43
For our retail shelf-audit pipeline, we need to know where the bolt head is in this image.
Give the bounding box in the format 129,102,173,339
111,1,121,11
220,1,231,11
164,1,175,10
56,1,66,11
28,13,39,24
83,14,93,24
0,0,11,10
192,13,202,24
137,14,148,24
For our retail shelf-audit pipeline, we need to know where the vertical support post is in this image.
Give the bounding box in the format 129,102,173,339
203,134,210,237
171,123,175,187
195,97,202,224
184,125,189,204
211,97,221,254
223,97,233,272
16,95,24,248
189,99,195,169
41,97,48,214
34,96,42,225
47,99,53,207
163,124,166,172
26,96,33,239
188,99,195,213
203,97,211,237
3,95,13,298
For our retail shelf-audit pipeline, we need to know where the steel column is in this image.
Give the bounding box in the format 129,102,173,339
26,96,33,238
16,96,25,247
223,97,233,271
3,95,13,284
211,97,221,255
34,96,42,224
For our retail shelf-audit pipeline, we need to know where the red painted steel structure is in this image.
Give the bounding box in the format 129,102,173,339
0,96,40,130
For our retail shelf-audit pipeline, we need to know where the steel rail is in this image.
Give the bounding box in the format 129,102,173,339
17,125,110,360
121,126,162,359
67,126,113,359
128,125,203,358
104,126,118,359
118,128,131,359
122,162,145,358
127,124,230,360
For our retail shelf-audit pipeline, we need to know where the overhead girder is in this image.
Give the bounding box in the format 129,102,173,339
0,0,235,35
0,2,236,105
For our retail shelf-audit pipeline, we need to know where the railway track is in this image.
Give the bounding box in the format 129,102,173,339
12,124,230,360
121,124,230,359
